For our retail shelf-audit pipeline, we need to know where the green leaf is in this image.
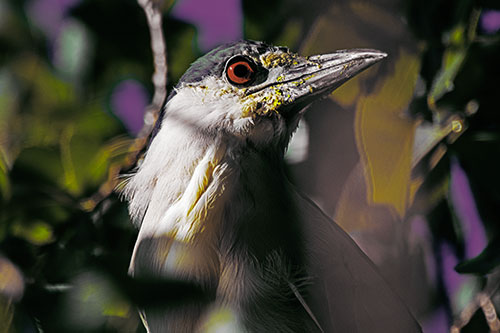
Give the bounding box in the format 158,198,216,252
0,148,10,200
428,35,467,106
427,9,481,109
11,220,54,245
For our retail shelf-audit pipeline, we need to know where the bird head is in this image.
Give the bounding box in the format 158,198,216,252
158,40,386,149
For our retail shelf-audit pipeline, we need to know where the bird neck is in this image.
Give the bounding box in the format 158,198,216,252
128,130,312,331
215,143,311,332
221,143,303,260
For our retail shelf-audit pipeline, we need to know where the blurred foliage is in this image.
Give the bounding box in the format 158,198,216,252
0,0,499,332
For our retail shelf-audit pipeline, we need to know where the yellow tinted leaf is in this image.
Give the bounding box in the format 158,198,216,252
102,300,130,318
11,220,54,245
301,1,420,230
330,68,379,107
0,148,10,199
60,125,79,194
355,50,420,217
428,10,480,108
428,46,467,106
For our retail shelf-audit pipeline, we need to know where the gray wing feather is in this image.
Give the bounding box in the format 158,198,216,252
295,191,422,332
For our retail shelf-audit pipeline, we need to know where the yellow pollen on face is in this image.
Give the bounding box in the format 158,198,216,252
217,88,231,96
240,88,285,118
260,52,297,68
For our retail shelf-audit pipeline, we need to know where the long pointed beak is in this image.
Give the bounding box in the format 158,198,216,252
248,49,387,115
290,49,387,97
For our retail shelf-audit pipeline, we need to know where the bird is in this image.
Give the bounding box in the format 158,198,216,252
123,40,421,332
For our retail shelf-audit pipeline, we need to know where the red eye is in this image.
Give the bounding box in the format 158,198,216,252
226,59,255,85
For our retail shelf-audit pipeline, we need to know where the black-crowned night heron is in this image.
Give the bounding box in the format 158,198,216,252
123,40,421,332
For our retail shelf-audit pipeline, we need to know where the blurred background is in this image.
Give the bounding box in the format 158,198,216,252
1,0,500,331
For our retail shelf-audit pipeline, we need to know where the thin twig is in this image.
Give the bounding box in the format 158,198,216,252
479,293,500,332
450,278,500,332
137,0,168,135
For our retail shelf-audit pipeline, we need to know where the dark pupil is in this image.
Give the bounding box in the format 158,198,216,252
234,64,249,78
